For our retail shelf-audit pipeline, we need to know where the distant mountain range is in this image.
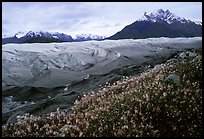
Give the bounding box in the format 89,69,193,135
74,34,106,41
107,9,202,40
2,31,106,45
2,9,202,45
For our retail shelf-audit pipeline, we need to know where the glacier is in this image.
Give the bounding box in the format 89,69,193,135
2,37,202,88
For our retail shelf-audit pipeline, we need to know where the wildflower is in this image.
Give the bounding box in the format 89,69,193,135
122,125,129,129
163,92,167,97
50,113,55,117
79,132,83,137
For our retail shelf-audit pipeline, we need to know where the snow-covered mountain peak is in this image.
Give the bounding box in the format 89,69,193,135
52,32,70,37
15,32,26,39
2,32,26,39
194,21,202,25
138,9,202,25
139,9,188,24
74,33,106,40
25,31,52,38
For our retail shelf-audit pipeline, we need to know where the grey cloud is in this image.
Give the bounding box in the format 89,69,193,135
80,21,89,25
114,23,122,26
94,23,113,28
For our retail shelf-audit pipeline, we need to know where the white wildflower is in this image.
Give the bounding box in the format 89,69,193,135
163,92,167,97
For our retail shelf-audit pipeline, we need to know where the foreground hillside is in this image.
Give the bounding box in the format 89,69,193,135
2,48,202,137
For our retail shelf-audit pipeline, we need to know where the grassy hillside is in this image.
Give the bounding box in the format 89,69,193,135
2,48,202,137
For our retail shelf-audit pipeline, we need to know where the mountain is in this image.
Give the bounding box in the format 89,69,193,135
107,9,202,40
74,34,106,41
52,32,73,42
2,31,74,44
20,31,73,43
2,31,106,45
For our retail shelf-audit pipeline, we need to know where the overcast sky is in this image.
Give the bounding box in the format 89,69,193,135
2,2,202,37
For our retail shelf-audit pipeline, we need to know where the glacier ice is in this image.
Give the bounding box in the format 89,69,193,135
2,37,202,88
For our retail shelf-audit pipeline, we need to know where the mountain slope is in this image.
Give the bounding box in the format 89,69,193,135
2,36,20,45
108,9,202,40
23,36,62,43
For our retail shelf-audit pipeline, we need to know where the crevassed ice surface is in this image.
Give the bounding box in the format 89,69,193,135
2,37,202,88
